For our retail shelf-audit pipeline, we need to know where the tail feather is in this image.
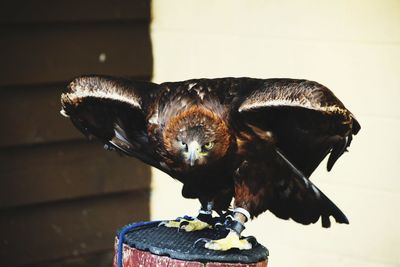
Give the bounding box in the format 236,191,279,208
274,148,349,228
319,190,349,228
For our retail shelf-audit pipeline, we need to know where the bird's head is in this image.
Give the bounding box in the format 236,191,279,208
175,126,217,167
163,106,231,169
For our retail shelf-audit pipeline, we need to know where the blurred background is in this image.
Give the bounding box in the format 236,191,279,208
1,0,399,267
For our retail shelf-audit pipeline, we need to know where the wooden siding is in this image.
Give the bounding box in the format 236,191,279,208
0,22,152,86
0,0,150,23
0,84,82,147
0,141,151,209
0,191,150,267
0,1,152,266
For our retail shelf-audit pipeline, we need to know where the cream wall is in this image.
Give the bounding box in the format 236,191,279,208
150,1,400,266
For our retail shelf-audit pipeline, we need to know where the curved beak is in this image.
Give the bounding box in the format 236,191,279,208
187,141,201,166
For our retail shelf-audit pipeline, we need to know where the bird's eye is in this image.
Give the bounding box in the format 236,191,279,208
203,142,214,150
179,141,188,151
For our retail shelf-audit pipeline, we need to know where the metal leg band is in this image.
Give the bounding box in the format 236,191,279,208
233,207,251,221
225,220,245,235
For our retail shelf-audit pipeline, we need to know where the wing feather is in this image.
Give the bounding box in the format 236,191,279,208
240,79,349,116
235,78,359,227
60,75,167,171
238,79,360,177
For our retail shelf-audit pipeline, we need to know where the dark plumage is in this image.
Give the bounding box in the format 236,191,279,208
61,75,360,248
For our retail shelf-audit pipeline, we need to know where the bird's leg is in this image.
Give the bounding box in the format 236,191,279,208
203,207,252,251
159,201,214,232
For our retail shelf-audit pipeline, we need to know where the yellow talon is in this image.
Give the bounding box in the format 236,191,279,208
204,231,252,251
161,218,212,232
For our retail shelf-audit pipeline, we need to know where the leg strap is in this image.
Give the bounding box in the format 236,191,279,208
198,209,212,215
197,209,214,225
225,219,245,235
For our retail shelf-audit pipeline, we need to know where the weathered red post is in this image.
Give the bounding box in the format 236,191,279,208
113,222,268,267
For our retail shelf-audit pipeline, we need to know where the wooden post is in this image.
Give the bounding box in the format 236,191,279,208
113,222,268,267
113,242,268,267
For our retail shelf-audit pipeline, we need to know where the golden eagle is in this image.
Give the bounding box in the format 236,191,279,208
61,76,360,250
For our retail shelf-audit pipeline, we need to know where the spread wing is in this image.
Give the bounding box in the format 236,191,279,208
60,75,166,171
236,79,360,227
238,79,360,177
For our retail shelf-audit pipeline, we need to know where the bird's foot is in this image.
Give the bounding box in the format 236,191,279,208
203,231,252,251
159,216,212,232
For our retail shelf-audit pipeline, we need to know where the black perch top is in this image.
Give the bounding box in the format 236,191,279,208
117,221,268,264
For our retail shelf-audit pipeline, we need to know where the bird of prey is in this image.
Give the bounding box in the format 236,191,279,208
61,76,360,251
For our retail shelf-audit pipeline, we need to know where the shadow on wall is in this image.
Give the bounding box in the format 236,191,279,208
0,1,153,266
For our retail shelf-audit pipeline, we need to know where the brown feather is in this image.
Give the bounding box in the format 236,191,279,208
163,105,231,160
61,76,360,228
